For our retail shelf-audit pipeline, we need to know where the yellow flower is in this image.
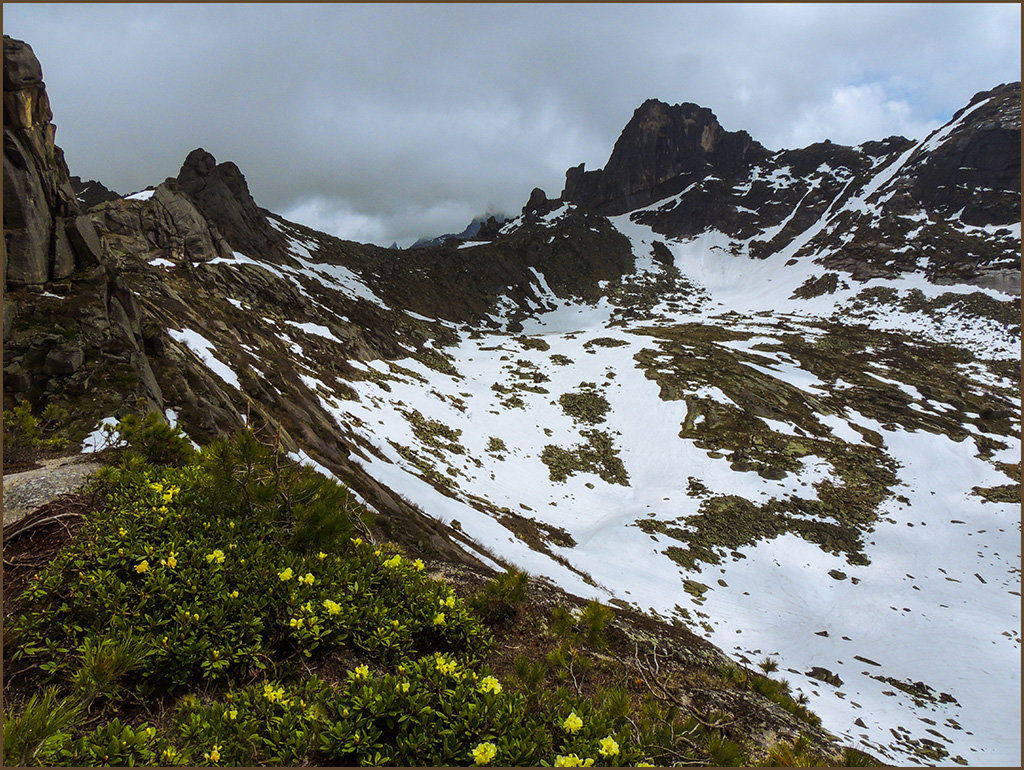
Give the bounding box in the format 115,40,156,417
384,554,403,568
392,619,400,628
317,551,327,560
135,560,150,573
229,590,239,599
636,763,655,767
351,537,363,546
442,595,457,608
301,572,315,585
323,599,342,615
227,709,238,720
396,681,410,693
433,612,446,626
165,552,178,569
353,664,370,679
289,617,304,629
149,482,164,493
562,711,583,734
478,675,502,695
412,558,425,571
554,754,594,766
206,549,225,565
435,655,458,676
119,527,128,537
278,567,294,581
598,736,619,757
208,745,221,763
471,741,498,766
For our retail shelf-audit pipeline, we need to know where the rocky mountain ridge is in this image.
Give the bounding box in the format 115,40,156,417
3,33,1020,766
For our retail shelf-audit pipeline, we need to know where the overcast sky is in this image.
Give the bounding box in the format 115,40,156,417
4,4,1020,247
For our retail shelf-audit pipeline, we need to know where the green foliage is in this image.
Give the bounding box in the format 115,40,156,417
469,568,529,624
578,600,614,649
165,655,639,767
3,401,69,451
55,719,176,767
112,411,196,466
9,430,490,702
70,632,151,707
2,687,83,766
3,427,846,768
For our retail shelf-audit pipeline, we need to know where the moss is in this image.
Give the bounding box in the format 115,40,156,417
558,384,610,425
971,483,1020,503
401,409,466,456
583,337,629,349
517,336,550,352
540,430,629,486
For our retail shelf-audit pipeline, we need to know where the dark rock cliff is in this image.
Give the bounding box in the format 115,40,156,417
562,99,767,215
3,35,103,287
173,147,285,259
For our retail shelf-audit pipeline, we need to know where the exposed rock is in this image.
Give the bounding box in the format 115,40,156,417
173,147,283,258
65,214,104,267
563,99,766,214
43,346,84,375
907,82,1021,225
70,175,121,209
3,35,103,286
90,182,232,264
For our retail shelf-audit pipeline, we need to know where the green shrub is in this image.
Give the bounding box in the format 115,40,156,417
2,687,82,766
3,401,69,452
469,568,529,624
111,411,195,466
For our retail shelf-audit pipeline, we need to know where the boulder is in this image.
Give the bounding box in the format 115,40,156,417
66,214,104,267
43,346,84,375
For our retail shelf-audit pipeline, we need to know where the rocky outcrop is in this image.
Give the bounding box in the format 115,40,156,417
70,175,121,209
906,82,1021,225
173,148,284,259
562,99,766,215
3,36,103,287
91,183,233,264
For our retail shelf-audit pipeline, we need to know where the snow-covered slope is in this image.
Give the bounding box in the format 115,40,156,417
43,84,1018,767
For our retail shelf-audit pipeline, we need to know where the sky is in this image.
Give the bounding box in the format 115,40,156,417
4,3,1020,247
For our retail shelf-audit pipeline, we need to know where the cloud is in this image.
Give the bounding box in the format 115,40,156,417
3,3,1019,246
784,83,941,149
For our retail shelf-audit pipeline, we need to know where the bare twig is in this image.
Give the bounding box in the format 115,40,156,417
3,512,84,543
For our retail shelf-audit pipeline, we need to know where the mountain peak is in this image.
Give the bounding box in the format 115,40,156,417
562,98,765,214
173,148,281,258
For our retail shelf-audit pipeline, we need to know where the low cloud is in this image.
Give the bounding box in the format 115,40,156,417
4,3,1019,245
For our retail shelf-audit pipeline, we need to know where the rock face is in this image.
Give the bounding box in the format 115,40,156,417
173,148,283,259
3,35,103,286
70,175,121,209
91,183,233,264
562,99,766,214
906,82,1021,225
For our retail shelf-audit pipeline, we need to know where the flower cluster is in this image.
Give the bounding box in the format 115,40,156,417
478,675,502,695
562,711,583,734
554,753,595,766
471,741,498,765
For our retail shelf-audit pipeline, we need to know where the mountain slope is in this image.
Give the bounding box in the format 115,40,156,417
4,34,1020,766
